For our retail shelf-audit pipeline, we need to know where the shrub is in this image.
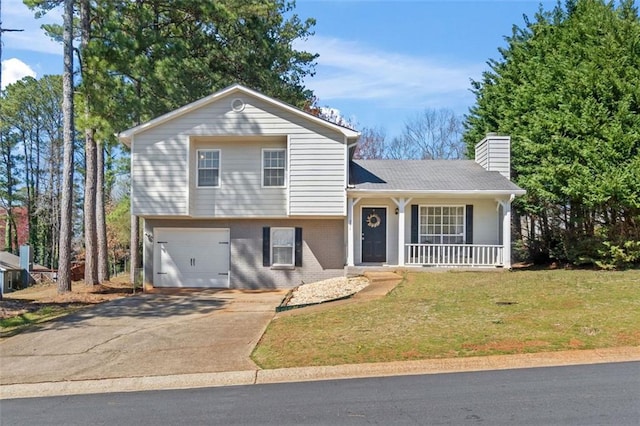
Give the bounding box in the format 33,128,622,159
596,241,640,270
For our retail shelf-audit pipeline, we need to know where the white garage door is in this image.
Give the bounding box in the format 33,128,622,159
153,228,230,288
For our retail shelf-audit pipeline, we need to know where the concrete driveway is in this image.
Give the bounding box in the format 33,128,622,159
0,289,286,385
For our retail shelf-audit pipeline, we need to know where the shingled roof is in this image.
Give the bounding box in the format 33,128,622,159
0,251,48,272
349,160,525,193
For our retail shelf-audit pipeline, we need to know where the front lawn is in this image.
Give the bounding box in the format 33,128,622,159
252,269,640,369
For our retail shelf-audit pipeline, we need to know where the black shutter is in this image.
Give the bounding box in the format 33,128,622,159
294,227,303,267
411,205,419,244
465,205,474,244
263,227,270,266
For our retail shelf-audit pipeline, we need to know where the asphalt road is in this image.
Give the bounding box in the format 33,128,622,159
2,362,638,425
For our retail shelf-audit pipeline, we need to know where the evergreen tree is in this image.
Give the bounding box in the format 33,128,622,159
464,0,640,265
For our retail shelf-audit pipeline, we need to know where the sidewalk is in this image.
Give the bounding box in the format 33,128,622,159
2,346,638,399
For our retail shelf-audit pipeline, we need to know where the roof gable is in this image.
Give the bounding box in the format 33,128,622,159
0,251,21,271
118,84,359,146
0,250,49,271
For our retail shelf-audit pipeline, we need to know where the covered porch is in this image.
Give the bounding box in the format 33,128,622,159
346,194,517,268
346,144,525,269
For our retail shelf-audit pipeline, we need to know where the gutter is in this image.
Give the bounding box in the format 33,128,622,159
347,189,526,197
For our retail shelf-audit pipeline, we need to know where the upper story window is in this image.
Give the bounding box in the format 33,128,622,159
197,149,220,187
262,149,286,187
419,206,465,244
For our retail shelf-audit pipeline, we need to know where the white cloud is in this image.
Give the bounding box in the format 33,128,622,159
1,58,37,89
296,36,484,110
2,0,63,56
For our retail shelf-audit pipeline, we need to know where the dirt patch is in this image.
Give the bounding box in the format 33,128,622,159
615,331,640,346
568,338,585,348
1,276,135,320
463,339,551,353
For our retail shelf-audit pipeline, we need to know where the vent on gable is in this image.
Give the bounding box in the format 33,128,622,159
231,98,245,112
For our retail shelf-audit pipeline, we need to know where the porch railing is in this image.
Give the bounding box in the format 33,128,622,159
405,244,504,267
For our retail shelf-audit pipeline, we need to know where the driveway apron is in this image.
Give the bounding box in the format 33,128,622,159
0,290,286,385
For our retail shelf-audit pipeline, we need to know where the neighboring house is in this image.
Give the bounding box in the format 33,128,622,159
118,84,525,290
0,253,22,294
0,247,48,294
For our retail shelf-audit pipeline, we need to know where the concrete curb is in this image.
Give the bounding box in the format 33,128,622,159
2,346,638,400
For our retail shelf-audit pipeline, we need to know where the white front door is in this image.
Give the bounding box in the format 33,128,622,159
153,228,230,288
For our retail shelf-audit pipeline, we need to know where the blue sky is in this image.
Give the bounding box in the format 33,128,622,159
2,0,559,138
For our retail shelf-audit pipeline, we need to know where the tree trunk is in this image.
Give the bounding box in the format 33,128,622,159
96,142,109,282
84,128,99,285
80,0,98,286
58,0,75,294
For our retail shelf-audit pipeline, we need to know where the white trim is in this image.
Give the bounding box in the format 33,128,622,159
391,198,412,266
196,149,221,188
185,138,191,215
360,205,388,264
286,136,291,216
349,189,526,196
130,135,136,216
343,136,348,216
118,84,360,146
270,227,295,267
230,98,245,112
497,194,515,268
261,148,287,189
418,204,466,245
347,197,361,266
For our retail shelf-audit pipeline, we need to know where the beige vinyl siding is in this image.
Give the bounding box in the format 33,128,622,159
190,137,287,217
475,135,511,180
289,131,346,216
131,93,347,218
131,136,188,216
487,140,511,180
474,139,488,170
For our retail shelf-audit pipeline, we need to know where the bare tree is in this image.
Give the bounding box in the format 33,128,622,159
353,127,386,159
57,0,75,294
400,108,465,159
386,135,418,160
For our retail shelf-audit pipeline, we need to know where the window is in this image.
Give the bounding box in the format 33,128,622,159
271,227,295,266
419,206,465,244
263,149,286,187
197,150,220,187
263,226,302,268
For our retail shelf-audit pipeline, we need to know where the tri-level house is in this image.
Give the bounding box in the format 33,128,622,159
118,84,525,289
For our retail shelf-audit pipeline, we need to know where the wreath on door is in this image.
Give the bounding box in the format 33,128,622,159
366,212,381,228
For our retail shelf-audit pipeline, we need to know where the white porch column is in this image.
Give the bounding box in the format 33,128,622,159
347,197,361,266
392,198,411,266
501,195,514,269
398,202,406,266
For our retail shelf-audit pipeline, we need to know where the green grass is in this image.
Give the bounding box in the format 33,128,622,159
252,270,640,368
0,304,84,336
